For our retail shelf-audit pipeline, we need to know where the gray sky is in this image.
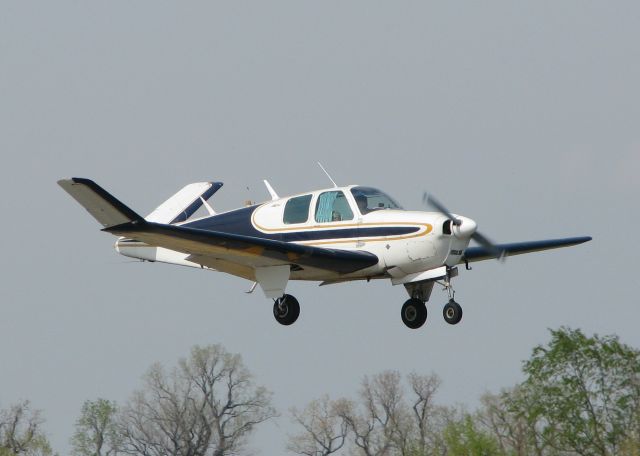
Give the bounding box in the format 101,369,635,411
1,1,638,454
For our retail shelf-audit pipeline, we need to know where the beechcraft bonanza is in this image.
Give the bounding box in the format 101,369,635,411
58,172,591,329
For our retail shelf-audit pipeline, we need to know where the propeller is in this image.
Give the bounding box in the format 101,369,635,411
423,193,506,260
422,193,462,226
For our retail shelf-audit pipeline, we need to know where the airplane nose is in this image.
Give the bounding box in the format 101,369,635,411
452,216,478,239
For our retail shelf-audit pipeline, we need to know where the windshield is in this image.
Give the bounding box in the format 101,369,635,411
350,186,403,215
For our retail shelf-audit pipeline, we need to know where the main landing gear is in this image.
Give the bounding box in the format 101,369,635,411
400,268,464,329
273,294,300,326
401,298,428,329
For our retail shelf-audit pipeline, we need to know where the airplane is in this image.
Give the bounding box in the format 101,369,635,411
58,173,591,329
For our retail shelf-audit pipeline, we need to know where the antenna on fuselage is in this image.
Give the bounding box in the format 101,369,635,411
263,180,279,200
317,162,338,188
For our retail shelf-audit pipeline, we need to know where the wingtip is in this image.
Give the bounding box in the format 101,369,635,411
57,177,94,187
69,177,96,185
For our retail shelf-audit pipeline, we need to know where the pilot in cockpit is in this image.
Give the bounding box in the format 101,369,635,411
355,194,368,214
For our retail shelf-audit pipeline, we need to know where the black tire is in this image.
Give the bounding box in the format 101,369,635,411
443,300,463,325
273,294,300,326
401,298,427,329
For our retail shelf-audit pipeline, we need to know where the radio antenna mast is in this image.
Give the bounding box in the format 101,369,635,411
317,162,338,188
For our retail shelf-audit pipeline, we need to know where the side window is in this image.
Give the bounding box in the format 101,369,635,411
283,194,312,224
315,191,354,223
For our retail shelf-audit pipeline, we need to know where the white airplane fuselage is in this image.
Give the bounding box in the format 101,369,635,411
116,184,473,284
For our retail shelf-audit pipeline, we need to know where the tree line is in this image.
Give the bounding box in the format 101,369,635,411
2,327,640,456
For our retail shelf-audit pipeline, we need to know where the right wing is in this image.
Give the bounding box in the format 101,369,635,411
462,236,592,263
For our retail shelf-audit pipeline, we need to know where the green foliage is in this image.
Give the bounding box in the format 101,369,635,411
517,327,640,455
70,398,120,456
0,438,53,456
442,414,504,456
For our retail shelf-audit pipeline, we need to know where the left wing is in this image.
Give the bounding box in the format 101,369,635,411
106,221,378,274
462,236,592,263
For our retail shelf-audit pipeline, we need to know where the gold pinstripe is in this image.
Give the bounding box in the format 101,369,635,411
251,204,432,238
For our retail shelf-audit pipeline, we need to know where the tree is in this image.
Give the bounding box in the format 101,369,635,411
517,327,640,455
0,400,53,456
441,413,504,456
287,395,348,456
117,344,276,456
478,388,555,456
335,370,408,456
71,399,120,456
404,373,442,455
290,372,446,456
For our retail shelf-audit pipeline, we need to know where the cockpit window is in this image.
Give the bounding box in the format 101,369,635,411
283,194,312,224
315,191,354,223
350,186,403,215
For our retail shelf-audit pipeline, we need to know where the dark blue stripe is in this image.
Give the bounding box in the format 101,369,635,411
281,226,418,242
186,206,260,235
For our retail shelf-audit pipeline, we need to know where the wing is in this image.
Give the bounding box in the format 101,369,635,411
105,221,379,274
462,236,592,263
58,177,378,275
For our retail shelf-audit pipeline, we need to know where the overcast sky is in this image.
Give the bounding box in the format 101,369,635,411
1,1,638,454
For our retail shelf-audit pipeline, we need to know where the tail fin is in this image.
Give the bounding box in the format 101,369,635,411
145,182,223,224
58,178,144,228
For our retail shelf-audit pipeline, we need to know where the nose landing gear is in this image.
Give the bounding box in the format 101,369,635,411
399,267,464,328
443,299,463,325
437,271,463,326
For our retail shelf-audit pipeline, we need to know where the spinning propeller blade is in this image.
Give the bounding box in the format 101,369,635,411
422,192,506,260
423,193,461,226
470,231,505,260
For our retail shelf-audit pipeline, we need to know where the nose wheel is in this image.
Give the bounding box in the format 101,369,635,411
273,294,300,326
437,268,463,325
443,300,463,325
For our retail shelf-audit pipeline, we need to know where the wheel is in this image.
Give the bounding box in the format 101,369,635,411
443,300,463,325
273,294,300,326
401,298,427,329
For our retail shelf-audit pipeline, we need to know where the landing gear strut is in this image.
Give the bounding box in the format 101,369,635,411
273,294,300,326
401,298,427,329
